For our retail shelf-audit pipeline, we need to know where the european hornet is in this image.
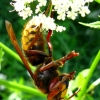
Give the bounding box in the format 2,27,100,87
5,20,80,100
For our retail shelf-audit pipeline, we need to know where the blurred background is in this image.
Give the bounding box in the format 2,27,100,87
0,0,100,100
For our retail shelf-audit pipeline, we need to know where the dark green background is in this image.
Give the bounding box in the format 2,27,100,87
0,0,100,100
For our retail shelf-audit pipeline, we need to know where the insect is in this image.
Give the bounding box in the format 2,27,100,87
5,20,80,100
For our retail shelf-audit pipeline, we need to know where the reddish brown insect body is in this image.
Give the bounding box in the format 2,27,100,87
5,20,79,100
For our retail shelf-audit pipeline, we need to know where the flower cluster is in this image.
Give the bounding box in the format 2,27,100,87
10,0,33,19
26,14,66,32
10,0,47,19
35,0,47,14
10,0,93,32
52,0,93,20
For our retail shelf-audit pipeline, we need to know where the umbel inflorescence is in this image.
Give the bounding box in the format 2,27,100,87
10,0,93,33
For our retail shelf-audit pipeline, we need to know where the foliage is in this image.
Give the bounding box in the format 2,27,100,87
0,48,4,70
0,42,100,100
79,21,100,29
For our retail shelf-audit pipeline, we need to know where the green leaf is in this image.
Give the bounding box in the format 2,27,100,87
0,79,45,97
75,69,90,88
87,78,100,93
0,48,5,70
77,50,100,100
79,21,100,29
83,94,94,100
0,42,36,71
95,0,100,4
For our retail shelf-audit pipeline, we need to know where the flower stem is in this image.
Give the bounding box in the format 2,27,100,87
0,42,35,71
0,42,21,62
77,50,100,100
48,2,53,17
0,79,45,97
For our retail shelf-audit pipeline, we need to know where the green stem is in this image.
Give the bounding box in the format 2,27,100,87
0,42,21,63
77,50,100,100
48,2,53,17
0,79,45,97
0,42,35,71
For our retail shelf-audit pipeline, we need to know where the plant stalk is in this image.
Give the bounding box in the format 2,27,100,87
0,42,35,71
0,79,45,97
77,50,100,100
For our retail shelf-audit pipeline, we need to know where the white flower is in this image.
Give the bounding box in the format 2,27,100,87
0,73,6,90
18,7,32,19
86,0,93,2
52,0,93,20
35,0,47,13
56,26,66,32
38,0,47,6
11,0,25,12
10,0,93,20
67,11,78,20
9,0,93,32
0,73,6,79
24,0,34,3
35,5,41,14
10,0,33,19
26,14,65,33
79,6,90,17
26,14,56,31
